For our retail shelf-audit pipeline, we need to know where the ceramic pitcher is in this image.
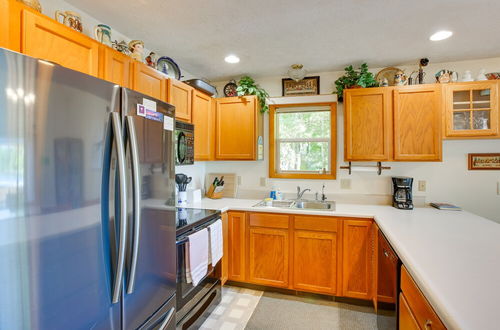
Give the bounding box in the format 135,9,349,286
55,11,83,32
94,24,112,46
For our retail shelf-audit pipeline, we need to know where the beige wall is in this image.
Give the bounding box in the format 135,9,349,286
204,57,500,223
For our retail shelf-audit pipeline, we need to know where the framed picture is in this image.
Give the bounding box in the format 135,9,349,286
282,76,320,96
468,153,500,170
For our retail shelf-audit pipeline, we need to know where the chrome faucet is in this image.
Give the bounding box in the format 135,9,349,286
296,186,311,200
321,184,327,202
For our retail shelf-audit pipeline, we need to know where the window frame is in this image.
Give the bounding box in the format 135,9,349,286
269,102,337,179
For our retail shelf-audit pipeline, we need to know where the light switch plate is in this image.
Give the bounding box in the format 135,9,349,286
418,180,426,192
340,179,351,189
497,182,500,195
237,176,241,185
260,177,267,187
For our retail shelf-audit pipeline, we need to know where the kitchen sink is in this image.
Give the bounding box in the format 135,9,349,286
294,200,335,210
253,199,335,211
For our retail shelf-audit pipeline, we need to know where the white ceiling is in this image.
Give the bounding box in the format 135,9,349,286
69,0,500,81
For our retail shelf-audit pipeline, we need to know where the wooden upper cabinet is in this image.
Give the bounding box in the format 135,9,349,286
228,211,246,282
293,216,339,295
0,0,9,49
21,10,99,77
100,46,130,87
192,90,215,161
344,87,392,161
248,226,289,288
444,81,499,138
393,85,442,161
131,62,167,101
342,218,374,300
215,96,263,160
168,79,193,122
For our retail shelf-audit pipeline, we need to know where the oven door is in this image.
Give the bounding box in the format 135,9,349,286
176,238,219,321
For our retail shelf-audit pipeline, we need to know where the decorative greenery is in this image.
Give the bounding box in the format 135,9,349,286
236,76,269,113
334,63,378,101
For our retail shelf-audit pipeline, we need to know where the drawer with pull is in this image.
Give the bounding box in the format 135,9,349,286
400,266,446,329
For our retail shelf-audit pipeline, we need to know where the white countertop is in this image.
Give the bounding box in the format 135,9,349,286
183,198,500,330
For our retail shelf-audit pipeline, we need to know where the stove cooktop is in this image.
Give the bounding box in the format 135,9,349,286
176,207,221,235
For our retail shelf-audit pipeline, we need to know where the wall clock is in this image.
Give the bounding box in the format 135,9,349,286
223,80,238,97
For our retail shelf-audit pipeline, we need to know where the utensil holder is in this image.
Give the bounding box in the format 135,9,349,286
206,185,224,199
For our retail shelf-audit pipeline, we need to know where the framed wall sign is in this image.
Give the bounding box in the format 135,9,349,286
282,76,320,96
468,153,500,170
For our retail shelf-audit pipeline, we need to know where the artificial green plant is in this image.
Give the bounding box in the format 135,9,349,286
236,75,269,113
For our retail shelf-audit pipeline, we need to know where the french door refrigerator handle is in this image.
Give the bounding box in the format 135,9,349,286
126,115,141,294
159,307,175,330
111,112,128,304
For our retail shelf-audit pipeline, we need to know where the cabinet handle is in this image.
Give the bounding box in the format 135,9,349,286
424,319,433,329
383,249,389,258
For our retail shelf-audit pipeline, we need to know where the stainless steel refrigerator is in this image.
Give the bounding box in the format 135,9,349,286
0,48,176,330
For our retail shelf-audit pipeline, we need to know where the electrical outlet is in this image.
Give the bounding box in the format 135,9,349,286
237,176,241,185
260,177,267,187
418,180,426,192
340,179,351,189
497,182,500,195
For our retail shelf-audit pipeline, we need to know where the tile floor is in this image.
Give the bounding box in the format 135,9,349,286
199,286,263,330
200,285,382,330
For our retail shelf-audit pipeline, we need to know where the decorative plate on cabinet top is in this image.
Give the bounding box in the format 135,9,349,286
375,67,403,86
156,56,182,80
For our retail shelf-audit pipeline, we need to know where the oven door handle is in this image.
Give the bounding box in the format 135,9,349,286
176,217,221,245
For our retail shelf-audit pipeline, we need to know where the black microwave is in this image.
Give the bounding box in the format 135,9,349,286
175,120,194,165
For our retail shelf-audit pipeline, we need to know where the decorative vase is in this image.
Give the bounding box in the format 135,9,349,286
17,0,41,12
55,11,83,32
94,24,112,46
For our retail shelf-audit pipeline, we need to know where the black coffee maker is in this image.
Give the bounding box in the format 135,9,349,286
392,177,413,210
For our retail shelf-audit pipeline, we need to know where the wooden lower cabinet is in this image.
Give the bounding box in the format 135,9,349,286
293,230,337,294
377,231,398,303
342,219,374,300
399,293,420,330
248,227,289,288
227,211,246,282
400,266,446,330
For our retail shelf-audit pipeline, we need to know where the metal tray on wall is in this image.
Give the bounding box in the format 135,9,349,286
183,79,217,96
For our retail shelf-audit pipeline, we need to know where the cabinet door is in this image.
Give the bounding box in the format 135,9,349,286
248,227,289,288
216,96,258,160
221,212,229,286
168,79,192,122
293,230,337,294
393,85,442,161
399,294,420,330
344,87,392,161
22,10,99,76
377,231,398,304
100,47,130,87
131,62,167,101
342,219,374,300
192,90,214,160
228,211,246,282
444,81,499,138
0,0,9,49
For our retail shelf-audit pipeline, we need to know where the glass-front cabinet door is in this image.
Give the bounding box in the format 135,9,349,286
445,81,498,137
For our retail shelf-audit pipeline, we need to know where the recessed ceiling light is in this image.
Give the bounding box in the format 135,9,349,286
430,30,453,41
224,55,240,64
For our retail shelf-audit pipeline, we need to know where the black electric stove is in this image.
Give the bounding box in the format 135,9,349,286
176,207,221,236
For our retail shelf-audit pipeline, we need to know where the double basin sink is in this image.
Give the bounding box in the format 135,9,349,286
254,199,336,211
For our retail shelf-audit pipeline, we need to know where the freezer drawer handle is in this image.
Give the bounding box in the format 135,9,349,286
126,115,141,294
111,112,128,304
159,307,175,330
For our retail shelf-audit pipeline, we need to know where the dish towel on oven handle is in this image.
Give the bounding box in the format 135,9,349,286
185,228,209,286
207,219,223,266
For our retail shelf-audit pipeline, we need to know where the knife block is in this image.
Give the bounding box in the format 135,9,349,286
206,185,224,199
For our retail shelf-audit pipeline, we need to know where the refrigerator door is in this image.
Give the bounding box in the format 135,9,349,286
121,88,176,329
0,49,123,329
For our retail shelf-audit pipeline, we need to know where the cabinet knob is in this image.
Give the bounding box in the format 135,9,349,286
384,250,389,258
424,319,433,329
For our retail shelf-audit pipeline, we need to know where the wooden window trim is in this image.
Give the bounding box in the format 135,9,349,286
269,102,337,179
